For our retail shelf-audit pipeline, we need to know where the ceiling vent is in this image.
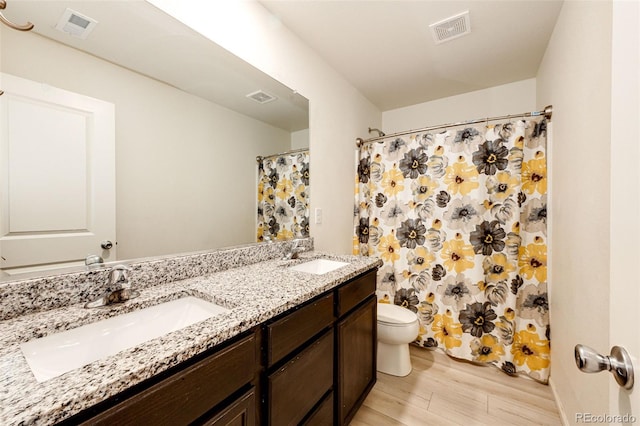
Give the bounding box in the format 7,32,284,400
246,90,277,104
55,8,98,39
429,11,471,44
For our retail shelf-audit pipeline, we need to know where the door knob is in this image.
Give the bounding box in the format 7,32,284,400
575,344,634,389
100,240,113,250
85,254,104,267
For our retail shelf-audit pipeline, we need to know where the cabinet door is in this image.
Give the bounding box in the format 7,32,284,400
337,295,376,425
202,388,255,426
302,392,333,426
268,329,334,426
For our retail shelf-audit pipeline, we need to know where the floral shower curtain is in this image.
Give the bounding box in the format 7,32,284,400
258,151,310,241
354,118,549,382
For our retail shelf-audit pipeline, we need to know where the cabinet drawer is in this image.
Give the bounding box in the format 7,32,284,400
336,270,376,317
268,329,334,426
84,333,257,426
266,293,334,366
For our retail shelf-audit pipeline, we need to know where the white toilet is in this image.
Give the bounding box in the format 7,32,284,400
377,303,420,377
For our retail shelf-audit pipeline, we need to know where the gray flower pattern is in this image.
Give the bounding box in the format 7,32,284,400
354,117,548,382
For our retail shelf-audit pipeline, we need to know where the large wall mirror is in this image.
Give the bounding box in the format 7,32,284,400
0,0,309,279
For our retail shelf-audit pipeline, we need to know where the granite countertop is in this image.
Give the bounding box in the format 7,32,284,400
0,252,381,425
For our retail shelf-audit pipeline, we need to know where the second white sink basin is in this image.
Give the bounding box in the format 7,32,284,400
288,259,349,275
20,296,230,382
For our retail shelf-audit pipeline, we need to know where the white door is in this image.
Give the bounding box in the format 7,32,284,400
609,0,640,418
0,73,116,274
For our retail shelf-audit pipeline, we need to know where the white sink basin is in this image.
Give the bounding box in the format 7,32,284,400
20,296,230,382
288,259,349,275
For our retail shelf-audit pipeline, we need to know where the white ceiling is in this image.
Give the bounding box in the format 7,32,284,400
260,0,564,111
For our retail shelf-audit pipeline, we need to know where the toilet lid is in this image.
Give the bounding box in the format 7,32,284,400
377,303,417,325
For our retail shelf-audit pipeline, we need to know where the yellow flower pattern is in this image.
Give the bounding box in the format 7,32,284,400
444,159,480,195
276,228,294,241
257,181,264,203
432,311,463,350
381,165,405,196
441,235,475,273
511,326,551,371
276,178,294,200
522,156,547,195
518,241,547,282
354,118,549,382
378,233,401,263
257,152,310,242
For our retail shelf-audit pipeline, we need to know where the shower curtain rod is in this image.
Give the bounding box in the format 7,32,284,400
356,105,553,147
256,147,309,163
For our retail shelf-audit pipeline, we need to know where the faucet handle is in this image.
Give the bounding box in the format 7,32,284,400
112,264,132,270
108,264,132,288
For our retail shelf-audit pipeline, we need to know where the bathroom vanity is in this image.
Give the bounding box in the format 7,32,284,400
59,269,376,425
264,269,376,425
66,330,260,425
0,241,381,426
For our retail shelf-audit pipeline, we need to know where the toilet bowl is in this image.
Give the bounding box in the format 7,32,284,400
377,303,419,377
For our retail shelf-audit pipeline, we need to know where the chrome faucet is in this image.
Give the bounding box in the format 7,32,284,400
85,264,138,308
282,239,306,260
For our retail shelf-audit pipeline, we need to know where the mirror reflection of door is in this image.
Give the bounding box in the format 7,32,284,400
0,73,116,275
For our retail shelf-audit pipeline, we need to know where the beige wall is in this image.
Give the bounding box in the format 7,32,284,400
290,129,310,150
382,78,536,133
536,1,613,422
149,0,382,255
1,28,291,260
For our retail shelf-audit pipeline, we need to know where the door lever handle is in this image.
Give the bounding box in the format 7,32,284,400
575,344,634,389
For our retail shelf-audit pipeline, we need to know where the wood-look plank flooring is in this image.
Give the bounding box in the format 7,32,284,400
351,345,562,426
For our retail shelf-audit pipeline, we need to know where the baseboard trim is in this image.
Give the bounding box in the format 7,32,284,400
549,376,570,425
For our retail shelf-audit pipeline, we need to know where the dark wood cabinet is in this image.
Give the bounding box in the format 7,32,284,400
202,388,256,426
70,331,259,426
266,293,334,367
61,267,378,426
336,271,377,317
262,268,377,426
267,329,334,425
302,392,334,426
262,291,335,426
336,295,377,425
